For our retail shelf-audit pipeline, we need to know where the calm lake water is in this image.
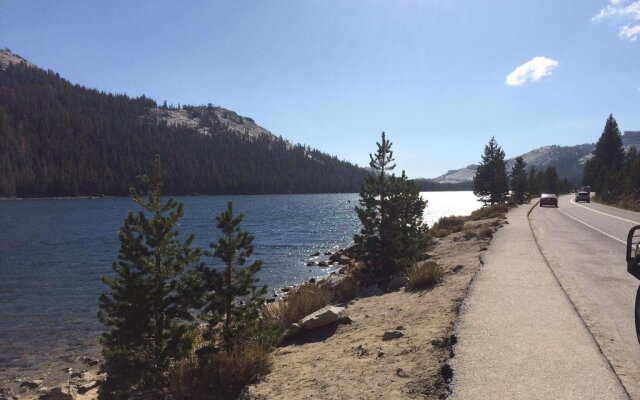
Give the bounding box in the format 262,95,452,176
0,191,478,381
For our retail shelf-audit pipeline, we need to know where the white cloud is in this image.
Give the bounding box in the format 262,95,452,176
619,24,640,40
505,56,559,87
593,1,640,40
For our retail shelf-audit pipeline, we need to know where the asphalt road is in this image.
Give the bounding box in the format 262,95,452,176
451,203,628,399
530,195,640,399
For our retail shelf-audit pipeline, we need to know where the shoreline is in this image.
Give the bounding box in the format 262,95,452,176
248,211,506,399
1,198,490,399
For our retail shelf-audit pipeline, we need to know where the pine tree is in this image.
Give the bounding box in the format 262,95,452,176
386,171,428,268
543,166,559,194
584,114,625,199
528,166,539,196
355,132,426,279
98,156,203,399
202,201,266,352
510,156,528,204
473,137,509,205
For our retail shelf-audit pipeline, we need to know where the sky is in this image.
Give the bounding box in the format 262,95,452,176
1,0,639,178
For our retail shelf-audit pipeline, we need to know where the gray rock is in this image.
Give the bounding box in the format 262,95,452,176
377,348,385,358
77,380,100,395
359,284,383,297
355,344,368,357
310,251,321,257
307,261,317,266
382,330,404,341
300,306,346,330
318,261,329,267
308,277,316,284
328,252,342,262
19,380,42,390
70,372,83,379
336,255,352,265
320,274,346,289
387,276,407,291
38,387,73,400
417,252,434,261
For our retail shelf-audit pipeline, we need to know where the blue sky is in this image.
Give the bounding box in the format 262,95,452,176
1,0,639,178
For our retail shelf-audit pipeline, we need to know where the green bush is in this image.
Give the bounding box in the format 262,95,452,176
406,262,444,291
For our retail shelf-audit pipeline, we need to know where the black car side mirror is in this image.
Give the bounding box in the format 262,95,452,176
626,226,640,280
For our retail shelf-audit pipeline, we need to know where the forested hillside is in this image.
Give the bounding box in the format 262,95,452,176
0,56,367,197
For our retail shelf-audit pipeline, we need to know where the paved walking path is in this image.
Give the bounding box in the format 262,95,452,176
450,203,629,399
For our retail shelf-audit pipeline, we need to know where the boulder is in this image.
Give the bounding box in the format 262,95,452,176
336,255,352,265
320,274,346,289
387,276,407,291
417,252,434,261
308,277,316,283
77,380,100,395
300,306,346,330
324,251,333,256
329,252,342,262
37,388,73,400
307,261,317,266
310,251,321,257
79,357,99,366
318,261,329,267
359,284,383,297
382,330,404,341
19,380,42,390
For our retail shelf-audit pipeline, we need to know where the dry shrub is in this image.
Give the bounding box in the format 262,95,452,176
332,274,358,301
430,216,466,238
406,261,444,291
462,227,476,240
469,203,510,221
167,344,271,400
478,226,494,238
263,284,333,330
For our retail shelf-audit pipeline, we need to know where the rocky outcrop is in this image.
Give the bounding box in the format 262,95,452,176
300,306,346,330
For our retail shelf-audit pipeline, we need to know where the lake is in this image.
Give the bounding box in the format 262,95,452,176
0,191,479,381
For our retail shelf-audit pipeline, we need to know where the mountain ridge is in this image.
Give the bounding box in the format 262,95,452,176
432,133,640,184
0,49,367,197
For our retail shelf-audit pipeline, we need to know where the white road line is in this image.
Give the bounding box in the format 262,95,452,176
557,207,626,244
570,197,640,225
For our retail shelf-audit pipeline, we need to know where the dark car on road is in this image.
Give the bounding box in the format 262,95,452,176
540,193,558,207
575,190,590,203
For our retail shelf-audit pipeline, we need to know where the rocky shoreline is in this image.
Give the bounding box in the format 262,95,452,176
2,208,506,400
248,213,506,399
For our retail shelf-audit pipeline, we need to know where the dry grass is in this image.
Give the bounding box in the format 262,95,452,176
168,345,271,400
462,226,476,240
478,226,494,239
405,261,444,291
469,203,510,221
262,284,333,330
430,216,466,238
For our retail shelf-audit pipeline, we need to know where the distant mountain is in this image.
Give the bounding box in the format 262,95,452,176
0,49,368,197
432,132,640,185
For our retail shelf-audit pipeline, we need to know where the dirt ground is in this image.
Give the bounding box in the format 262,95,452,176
247,221,497,400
